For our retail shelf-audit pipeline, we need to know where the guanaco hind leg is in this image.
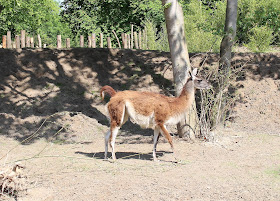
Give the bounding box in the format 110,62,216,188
153,127,160,161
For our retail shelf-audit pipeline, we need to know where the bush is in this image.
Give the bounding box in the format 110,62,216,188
143,20,157,50
246,26,274,52
238,0,280,44
184,0,223,52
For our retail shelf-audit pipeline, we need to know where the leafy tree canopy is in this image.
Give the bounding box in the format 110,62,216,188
60,0,164,41
0,0,71,46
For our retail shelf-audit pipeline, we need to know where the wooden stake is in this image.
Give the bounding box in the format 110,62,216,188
7,31,12,48
37,34,42,48
66,38,70,48
121,33,125,48
91,33,96,48
88,35,92,48
112,30,121,48
15,35,20,49
31,37,34,48
26,36,30,48
12,41,16,48
2,35,6,48
107,37,111,48
100,33,103,48
124,34,128,49
80,35,84,47
134,32,138,49
130,24,134,49
21,30,25,48
57,35,61,49
127,34,131,49
138,31,142,49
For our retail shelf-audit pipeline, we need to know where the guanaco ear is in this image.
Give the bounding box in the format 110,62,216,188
192,68,198,76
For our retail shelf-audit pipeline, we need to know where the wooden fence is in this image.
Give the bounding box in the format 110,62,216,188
1,28,147,50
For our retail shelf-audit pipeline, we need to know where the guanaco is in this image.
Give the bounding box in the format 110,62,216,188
100,68,211,161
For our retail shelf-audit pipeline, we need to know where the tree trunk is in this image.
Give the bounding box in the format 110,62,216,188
218,0,238,124
162,0,195,138
220,0,238,68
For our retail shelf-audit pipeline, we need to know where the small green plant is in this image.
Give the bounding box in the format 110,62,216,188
265,166,280,178
246,25,274,52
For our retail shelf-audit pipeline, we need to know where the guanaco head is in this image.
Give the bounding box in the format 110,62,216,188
190,68,211,90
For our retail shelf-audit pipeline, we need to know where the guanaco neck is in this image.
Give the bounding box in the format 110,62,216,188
170,79,195,113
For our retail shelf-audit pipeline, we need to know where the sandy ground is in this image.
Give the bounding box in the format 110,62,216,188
0,48,279,200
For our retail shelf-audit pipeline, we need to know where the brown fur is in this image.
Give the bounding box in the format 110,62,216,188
100,85,117,101
101,70,211,161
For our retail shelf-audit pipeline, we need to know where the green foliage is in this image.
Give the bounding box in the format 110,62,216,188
142,20,169,52
0,0,278,50
143,20,157,50
60,0,164,47
183,0,223,52
0,0,71,47
238,0,280,44
156,23,169,52
246,26,274,52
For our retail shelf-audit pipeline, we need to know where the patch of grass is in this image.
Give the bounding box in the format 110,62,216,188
266,166,280,178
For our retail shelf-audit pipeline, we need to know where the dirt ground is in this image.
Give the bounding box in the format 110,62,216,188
0,48,279,200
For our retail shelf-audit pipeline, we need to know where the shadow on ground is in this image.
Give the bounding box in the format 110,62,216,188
75,150,172,161
0,48,279,143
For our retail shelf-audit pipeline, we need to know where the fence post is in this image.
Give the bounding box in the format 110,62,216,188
57,35,61,49
88,35,92,48
134,32,138,49
21,30,25,48
100,33,103,48
12,41,16,48
7,31,12,48
124,34,128,49
107,37,111,48
66,38,70,48
15,35,20,49
138,31,142,49
26,36,30,48
127,34,131,49
2,35,6,48
37,34,42,48
130,24,134,49
31,37,34,48
91,33,96,48
80,35,84,47
121,33,126,48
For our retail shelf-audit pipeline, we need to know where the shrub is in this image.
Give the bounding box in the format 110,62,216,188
184,0,223,52
238,0,280,44
246,25,274,52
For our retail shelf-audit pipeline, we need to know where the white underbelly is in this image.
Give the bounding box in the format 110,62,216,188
125,101,155,129
165,112,187,125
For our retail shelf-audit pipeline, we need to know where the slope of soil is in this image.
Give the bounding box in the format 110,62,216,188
0,48,279,200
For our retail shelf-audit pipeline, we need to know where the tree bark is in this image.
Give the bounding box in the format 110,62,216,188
218,0,238,124
162,0,195,138
220,0,238,68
